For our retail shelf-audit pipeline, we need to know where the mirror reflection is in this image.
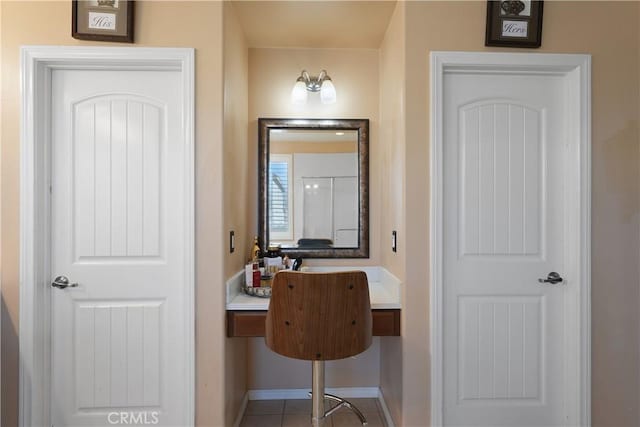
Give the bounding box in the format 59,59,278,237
269,129,359,248
259,118,369,258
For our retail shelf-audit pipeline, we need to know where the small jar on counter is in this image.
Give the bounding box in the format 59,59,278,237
260,275,273,288
266,244,282,258
264,243,284,275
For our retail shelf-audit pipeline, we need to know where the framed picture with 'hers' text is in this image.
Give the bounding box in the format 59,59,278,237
485,0,544,48
72,0,134,43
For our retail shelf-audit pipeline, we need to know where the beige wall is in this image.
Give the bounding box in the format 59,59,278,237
378,2,405,424
0,0,4,423
2,2,640,426
247,338,381,390
248,47,381,268
223,3,249,425
224,3,251,279
0,2,229,426
247,47,383,390
270,140,357,154
401,1,640,425
379,2,405,283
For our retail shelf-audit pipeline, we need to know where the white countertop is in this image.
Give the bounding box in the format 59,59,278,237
226,266,402,311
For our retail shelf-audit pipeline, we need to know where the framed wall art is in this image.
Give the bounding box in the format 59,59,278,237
485,0,544,48
72,0,134,43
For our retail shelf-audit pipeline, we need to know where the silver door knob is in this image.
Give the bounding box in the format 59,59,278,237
51,276,78,289
538,272,563,284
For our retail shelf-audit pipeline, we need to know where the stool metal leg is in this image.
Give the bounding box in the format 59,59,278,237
308,392,368,425
312,361,325,427
323,394,368,425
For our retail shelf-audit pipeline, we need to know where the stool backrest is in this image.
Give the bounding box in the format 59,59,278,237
265,270,372,361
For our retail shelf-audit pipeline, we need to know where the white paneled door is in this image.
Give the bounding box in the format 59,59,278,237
443,71,568,426
50,69,190,426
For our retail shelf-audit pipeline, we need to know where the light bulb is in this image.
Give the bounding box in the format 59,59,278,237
291,80,308,105
320,79,336,104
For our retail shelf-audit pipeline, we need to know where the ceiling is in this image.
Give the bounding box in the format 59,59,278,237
231,1,398,49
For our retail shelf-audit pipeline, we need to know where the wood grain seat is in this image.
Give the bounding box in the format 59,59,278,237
265,270,372,360
265,270,373,426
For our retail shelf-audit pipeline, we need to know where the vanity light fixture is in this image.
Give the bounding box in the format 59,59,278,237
291,69,337,105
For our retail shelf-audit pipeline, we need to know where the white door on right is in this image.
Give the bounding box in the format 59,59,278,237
443,71,567,426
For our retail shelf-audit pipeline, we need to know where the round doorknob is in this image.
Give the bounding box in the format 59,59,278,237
538,272,563,285
51,276,78,289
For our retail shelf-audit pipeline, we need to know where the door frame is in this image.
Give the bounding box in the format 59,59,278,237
19,46,195,427
429,51,591,427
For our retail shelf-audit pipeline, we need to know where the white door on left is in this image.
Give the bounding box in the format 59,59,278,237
50,68,191,426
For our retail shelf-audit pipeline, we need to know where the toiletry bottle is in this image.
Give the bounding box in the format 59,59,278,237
245,263,254,287
265,244,283,275
252,263,261,288
250,236,261,261
266,243,282,258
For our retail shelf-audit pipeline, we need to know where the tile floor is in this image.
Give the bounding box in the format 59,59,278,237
239,398,388,427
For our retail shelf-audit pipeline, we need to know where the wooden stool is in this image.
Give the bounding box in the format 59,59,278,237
265,271,373,426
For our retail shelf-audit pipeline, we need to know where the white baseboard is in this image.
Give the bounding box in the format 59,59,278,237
248,386,379,401
245,387,395,426
233,392,249,427
377,389,396,427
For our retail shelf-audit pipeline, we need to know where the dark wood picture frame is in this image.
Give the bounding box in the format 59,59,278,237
72,0,134,43
485,0,543,48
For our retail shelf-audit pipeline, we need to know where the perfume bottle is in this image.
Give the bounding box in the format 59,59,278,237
250,236,261,261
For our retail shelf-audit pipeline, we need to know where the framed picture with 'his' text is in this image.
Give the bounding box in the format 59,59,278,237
72,0,134,43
